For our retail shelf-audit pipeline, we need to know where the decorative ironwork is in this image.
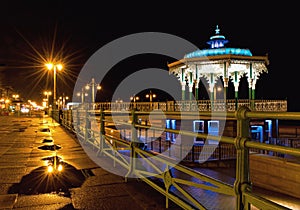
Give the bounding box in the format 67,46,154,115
92,99,287,112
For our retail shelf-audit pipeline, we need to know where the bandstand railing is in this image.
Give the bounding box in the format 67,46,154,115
52,103,300,210
93,99,287,112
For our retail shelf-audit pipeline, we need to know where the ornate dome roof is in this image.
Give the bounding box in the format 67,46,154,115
184,25,252,58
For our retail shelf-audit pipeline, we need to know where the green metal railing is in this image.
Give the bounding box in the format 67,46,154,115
93,99,287,112
55,106,300,210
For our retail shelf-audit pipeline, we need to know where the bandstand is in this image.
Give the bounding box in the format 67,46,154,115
91,27,287,144
168,25,269,102
164,26,286,143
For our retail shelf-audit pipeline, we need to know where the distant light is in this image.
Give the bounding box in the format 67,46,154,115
45,63,53,70
57,164,63,172
47,165,54,173
56,64,63,71
21,107,30,113
45,63,63,71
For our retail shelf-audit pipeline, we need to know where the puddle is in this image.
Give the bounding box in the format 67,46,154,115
8,156,94,196
13,128,26,132
41,155,63,162
38,144,62,151
42,138,54,143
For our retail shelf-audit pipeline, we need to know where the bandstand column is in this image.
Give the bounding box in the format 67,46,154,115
181,82,186,100
194,64,199,100
189,84,193,100
209,73,216,101
209,83,215,101
248,63,253,100
252,78,257,100
248,78,253,100
194,80,199,100
233,71,240,109
248,78,254,109
223,77,229,101
180,68,186,100
223,61,229,102
187,72,194,100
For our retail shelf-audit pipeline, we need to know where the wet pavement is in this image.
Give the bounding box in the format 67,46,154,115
0,114,180,209
0,114,300,209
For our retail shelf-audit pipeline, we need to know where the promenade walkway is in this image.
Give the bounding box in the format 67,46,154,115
1,113,300,209
0,114,180,209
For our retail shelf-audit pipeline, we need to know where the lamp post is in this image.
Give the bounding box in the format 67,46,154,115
44,91,52,108
77,88,88,104
130,95,139,109
45,63,63,109
85,78,101,103
58,94,69,110
63,95,69,109
146,90,156,110
12,94,20,114
12,94,19,100
115,99,123,111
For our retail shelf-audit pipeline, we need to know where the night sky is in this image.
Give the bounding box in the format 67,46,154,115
1,1,300,111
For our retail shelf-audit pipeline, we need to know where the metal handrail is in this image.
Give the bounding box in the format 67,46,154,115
56,106,299,210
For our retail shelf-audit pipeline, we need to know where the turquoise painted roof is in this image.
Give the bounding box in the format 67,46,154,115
184,48,252,58
184,25,253,58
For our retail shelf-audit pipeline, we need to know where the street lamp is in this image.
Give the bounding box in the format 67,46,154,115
12,94,19,100
44,91,52,108
146,90,156,110
85,78,101,104
12,94,20,113
115,99,123,111
45,63,63,109
58,94,69,110
146,91,156,102
130,95,139,109
77,88,88,103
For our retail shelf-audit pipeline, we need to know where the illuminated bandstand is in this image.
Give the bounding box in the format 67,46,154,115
167,26,286,112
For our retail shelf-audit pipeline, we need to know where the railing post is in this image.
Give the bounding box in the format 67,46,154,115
125,108,138,181
159,137,162,153
192,145,195,162
63,110,66,128
84,109,91,144
234,106,251,210
76,108,80,133
131,109,138,143
168,140,171,157
97,108,106,156
145,120,148,149
219,142,222,161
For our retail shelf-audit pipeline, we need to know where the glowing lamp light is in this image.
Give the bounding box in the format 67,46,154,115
47,165,54,173
46,63,63,71
57,164,63,172
45,63,53,70
56,64,63,71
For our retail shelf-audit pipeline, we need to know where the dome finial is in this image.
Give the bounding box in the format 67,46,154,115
215,25,220,34
207,25,228,49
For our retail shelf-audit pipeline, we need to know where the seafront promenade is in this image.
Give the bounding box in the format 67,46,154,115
0,114,181,209
1,113,300,209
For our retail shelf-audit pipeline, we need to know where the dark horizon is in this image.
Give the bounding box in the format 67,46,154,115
1,1,299,111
